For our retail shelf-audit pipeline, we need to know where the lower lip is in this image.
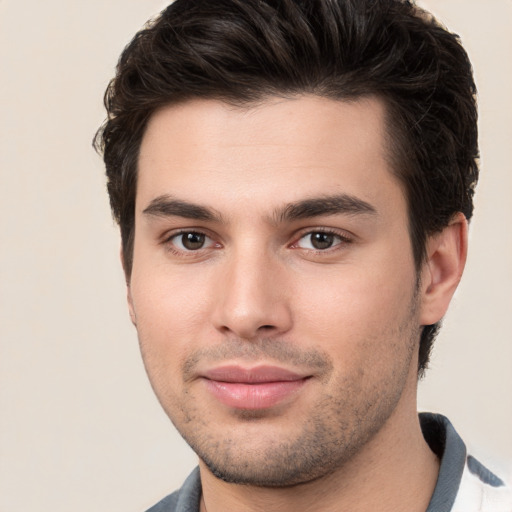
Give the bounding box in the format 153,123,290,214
204,379,307,410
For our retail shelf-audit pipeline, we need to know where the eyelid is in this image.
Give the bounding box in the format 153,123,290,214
159,226,354,256
162,228,222,255
161,226,215,242
289,227,354,250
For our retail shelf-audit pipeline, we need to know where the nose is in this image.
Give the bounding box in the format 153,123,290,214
212,248,293,340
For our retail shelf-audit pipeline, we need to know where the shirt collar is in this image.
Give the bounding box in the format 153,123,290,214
421,412,467,512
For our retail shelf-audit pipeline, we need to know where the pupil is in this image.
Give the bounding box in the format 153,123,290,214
311,232,334,250
182,232,205,250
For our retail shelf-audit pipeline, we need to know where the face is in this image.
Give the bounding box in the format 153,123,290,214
130,95,423,486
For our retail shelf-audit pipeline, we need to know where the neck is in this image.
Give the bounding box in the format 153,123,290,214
199,368,439,512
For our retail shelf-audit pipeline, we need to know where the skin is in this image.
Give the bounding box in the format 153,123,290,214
128,95,467,512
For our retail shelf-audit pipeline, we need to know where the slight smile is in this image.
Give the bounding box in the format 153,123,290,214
201,365,311,410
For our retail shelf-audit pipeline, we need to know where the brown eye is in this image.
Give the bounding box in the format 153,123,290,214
295,231,347,251
310,232,335,249
171,231,210,251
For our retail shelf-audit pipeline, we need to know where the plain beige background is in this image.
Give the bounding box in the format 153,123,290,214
0,1,510,511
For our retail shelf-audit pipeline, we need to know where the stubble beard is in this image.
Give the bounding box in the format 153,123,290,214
143,312,419,488
194,381,408,487
136,271,422,488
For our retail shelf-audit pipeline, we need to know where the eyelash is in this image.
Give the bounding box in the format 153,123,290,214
161,228,354,257
162,230,219,257
291,228,353,253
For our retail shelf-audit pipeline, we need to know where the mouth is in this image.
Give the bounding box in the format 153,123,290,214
201,365,311,410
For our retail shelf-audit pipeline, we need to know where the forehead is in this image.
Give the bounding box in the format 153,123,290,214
136,95,404,219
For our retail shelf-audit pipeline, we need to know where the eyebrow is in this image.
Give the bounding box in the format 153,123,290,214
142,195,223,222
274,194,377,223
142,193,377,224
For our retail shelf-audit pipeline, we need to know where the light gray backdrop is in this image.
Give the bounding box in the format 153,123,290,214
0,1,511,511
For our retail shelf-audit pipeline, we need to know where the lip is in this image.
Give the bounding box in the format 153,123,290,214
201,365,310,410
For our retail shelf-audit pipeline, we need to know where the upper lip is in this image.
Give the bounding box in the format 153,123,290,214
201,365,308,383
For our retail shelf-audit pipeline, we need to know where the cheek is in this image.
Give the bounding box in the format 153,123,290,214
129,267,211,381
293,273,419,404
292,260,418,353
132,260,209,327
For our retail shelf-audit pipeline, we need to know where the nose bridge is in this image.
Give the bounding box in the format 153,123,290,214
213,240,291,339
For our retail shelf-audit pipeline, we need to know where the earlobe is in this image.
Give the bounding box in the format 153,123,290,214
120,247,137,327
419,213,468,326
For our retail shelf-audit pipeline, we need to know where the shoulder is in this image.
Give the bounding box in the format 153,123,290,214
145,467,202,512
452,451,512,512
420,413,512,512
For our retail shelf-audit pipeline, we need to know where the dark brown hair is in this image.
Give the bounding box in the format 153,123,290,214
95,0,479,374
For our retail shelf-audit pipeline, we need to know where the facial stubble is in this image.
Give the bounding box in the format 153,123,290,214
139,296,421,488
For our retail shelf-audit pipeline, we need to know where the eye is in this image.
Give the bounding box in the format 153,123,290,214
295,231,347,250
169,231,215,251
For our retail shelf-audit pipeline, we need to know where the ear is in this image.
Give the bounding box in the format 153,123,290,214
120,246,137,327
419,213,468,326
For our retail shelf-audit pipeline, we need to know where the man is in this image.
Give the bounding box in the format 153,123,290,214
95,0,511,510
